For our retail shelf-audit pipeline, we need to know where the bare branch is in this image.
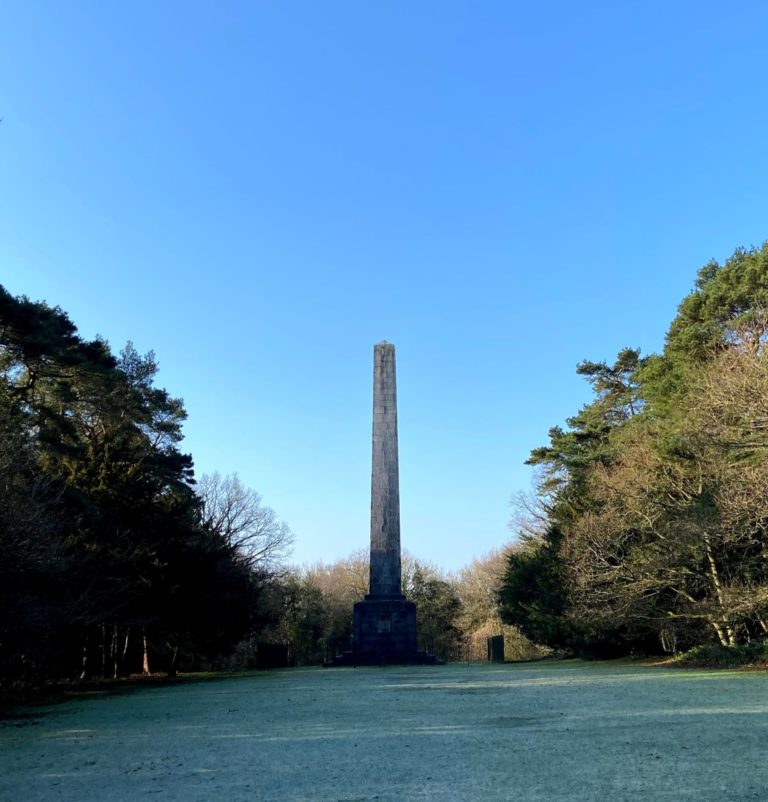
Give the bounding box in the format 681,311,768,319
198,472,293,570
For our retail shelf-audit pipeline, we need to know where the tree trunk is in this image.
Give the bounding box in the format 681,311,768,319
101,623,107,678
118,627,130,677
703,532,736,646
711,620,730,647
167,644,179,678
111,626,119,678
79,632,89,681
142,627,151,676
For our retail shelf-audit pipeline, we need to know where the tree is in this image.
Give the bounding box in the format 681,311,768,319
498,345,648,655
639,244,768,416
454,547,544,661
0,388,67,689
403,558,462,659
198,472,293,570
277,571,329,665
498,529,575,651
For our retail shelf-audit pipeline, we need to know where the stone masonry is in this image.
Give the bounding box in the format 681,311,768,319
369,341,403,598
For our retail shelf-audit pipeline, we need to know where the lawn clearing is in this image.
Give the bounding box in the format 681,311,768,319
2,661,768,801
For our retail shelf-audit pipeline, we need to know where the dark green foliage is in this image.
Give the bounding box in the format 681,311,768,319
0,285,281,697
498,531,572,650
668,248,768,358
278,574,330,666
671,639,768,669
406,566,462,660
640,245,768,416
527,349,644,505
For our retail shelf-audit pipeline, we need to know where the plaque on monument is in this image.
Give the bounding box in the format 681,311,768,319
328,342,439,666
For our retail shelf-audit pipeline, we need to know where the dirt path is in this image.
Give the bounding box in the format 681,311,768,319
2,661,768,801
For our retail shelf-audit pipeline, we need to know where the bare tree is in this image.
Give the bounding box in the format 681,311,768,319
508,487,551,542
198,472,293,570
454,547,512,634
303,549,369,599
562,336,768,650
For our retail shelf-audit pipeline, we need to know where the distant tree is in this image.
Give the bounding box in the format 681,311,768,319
403,558,462,659
276,551,469,664
277,571,329,665
454,547,510,635
274,552,368,664
498,530,574,651
198,472,293,570
453,546,543,661
303,551,368,657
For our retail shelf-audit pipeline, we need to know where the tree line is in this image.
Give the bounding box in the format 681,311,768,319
16,240,753,691
499,245,768,657
274,549,542,666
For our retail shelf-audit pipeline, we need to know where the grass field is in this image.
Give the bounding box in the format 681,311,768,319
2,660,768,801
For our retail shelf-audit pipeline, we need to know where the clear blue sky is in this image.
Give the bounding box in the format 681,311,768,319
2,2,768,572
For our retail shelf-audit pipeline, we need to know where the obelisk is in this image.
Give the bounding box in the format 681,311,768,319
328,342,438,665
368,341,403,598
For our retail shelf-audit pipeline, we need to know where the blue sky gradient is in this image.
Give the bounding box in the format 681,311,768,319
3,2,768,570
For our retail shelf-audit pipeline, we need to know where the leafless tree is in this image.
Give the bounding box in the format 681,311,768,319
562,338,768,648
198,472,293,571
508,487,552,542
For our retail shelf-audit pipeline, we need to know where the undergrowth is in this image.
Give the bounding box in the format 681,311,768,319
668,640,768,669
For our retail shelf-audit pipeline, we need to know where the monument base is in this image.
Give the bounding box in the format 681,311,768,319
326,596,441,666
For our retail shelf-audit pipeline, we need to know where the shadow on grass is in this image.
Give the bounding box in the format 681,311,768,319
0,668,280,717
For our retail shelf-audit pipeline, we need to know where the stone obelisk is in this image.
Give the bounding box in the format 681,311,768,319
368,341,403,598
329,342,438,665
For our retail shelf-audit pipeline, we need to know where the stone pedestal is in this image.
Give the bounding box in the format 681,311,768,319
328,596,437,665
353,596,417,657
